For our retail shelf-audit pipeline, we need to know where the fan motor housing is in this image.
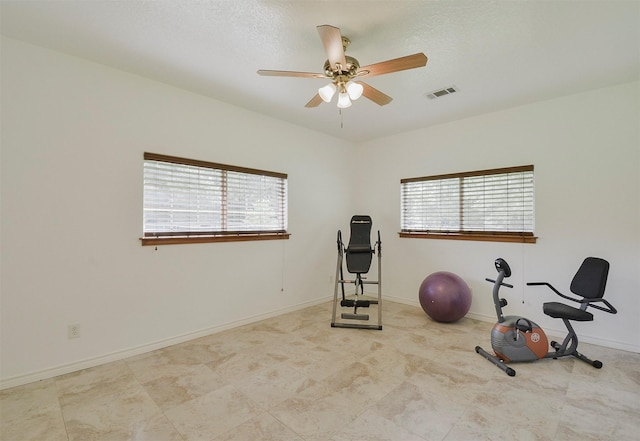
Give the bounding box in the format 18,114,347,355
324,55,360,77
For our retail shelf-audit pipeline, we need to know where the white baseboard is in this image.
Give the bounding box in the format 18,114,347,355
0,297,330,391
3,295,637,390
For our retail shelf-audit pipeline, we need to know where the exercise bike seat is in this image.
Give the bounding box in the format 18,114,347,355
543,302,593,321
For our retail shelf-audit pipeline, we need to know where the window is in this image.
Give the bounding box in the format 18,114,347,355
141,152,288,245
400,165,536,243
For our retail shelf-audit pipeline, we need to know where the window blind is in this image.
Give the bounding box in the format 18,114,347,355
401,165,534,235
143,153,287,237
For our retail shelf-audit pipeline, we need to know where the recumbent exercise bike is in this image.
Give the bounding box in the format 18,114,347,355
476,257,617,376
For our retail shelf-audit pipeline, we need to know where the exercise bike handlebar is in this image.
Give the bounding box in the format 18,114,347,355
527,282,618,315
487,259,513,323
485,278,514,289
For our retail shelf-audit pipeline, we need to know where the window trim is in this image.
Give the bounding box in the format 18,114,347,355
140,231,290,246
141,152,289,246
143,152,287,180
400,165,537,244
398,231,536,243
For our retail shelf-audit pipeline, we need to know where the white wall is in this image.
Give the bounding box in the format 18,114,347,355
0,37,355,387
2,36,638,388
355,81,640,352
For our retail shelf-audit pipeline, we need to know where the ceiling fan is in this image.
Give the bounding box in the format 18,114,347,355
257,25,428,109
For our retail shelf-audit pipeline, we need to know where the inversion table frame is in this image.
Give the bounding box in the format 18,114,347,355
331,216,382,330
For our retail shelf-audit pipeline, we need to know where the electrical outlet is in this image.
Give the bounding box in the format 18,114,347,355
68,324,81,339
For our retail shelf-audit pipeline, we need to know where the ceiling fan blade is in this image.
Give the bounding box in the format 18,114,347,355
359,82,393,106
317,25,347,72
358,53,428,78
305,94,324,108
257,69,326,78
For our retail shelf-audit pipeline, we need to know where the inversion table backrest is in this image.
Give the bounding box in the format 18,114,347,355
346,215,373,274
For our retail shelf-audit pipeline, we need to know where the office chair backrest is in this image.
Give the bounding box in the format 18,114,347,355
570,257,609,300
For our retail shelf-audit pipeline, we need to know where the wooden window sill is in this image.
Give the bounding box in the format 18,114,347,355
399,231,537,244
140,232,290,246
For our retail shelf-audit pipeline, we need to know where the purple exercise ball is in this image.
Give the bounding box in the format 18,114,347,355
419,271,472,323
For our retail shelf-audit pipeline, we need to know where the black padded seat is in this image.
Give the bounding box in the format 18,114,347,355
543,302,593,321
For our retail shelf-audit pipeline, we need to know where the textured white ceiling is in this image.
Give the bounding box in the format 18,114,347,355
1,0,639,142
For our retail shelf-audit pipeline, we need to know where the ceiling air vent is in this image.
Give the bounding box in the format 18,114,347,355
426,86,458,100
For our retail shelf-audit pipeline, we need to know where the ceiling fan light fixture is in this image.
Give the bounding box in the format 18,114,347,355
318,83,336,102
258,25,428,110
346,81,363,100
337,91,352,108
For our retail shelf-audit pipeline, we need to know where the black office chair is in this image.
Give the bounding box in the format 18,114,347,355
528,257,617,368
331,215,382,330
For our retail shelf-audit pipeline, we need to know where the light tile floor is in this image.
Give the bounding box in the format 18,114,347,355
1,300,639,441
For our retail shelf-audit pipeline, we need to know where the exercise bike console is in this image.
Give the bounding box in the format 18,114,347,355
485,259,515,323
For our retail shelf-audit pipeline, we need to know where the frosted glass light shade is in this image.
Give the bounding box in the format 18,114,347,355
337,92,352,108
318,83,336,102
346,81,363,100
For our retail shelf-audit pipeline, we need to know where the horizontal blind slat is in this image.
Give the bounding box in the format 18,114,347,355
143,157,287,235
401,168,534,234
